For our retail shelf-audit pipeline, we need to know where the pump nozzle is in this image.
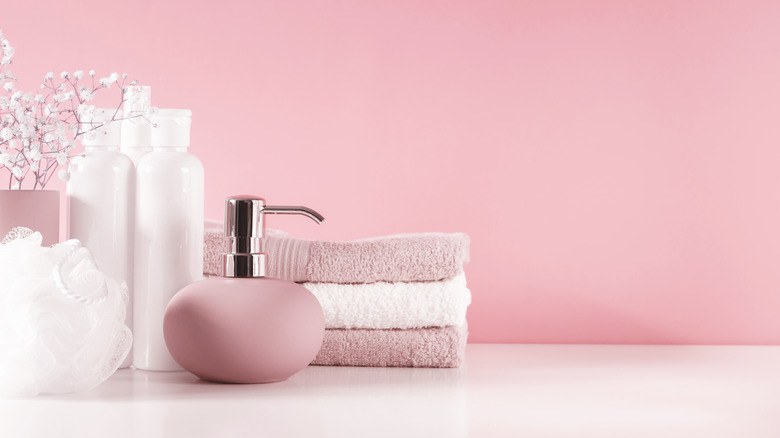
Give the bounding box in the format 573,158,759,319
222,196,324,278
262,206,324,224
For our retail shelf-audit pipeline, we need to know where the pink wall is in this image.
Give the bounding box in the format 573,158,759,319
5,1,780,344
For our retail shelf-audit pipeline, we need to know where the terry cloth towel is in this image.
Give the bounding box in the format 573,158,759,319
312,323,468,368
204,220,470,283
199,270,471,330
303,272,471,329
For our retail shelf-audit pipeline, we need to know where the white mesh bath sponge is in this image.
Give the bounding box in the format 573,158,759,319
0,227,131,396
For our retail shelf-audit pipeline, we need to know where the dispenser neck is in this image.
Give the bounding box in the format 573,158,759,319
223,253,267,278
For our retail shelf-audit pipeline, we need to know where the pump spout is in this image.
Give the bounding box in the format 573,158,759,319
262,206,325,224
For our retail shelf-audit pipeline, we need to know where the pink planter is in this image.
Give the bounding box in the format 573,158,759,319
0,190,60,246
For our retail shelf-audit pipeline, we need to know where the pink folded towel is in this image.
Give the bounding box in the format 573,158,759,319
311,323,468,368
204,220,470,283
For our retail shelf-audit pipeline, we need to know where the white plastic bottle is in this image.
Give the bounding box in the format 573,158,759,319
134,109,204,371
120,85,153,167
67,108,135,368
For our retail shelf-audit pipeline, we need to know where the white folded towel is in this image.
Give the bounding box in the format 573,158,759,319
302,272,471,329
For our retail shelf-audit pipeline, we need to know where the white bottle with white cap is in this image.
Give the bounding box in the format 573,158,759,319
120,85,153,167
133,109,204,371
67,108,135,368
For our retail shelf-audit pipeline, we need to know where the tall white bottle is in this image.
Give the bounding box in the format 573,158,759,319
120,85,153,167
67,108,135,368
134,109,204,371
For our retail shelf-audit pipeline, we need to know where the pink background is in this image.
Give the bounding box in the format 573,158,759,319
5,1,780,344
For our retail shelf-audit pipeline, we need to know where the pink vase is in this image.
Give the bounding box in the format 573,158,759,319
0,190,60,246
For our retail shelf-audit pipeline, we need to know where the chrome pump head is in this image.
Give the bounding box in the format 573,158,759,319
222,195,324,278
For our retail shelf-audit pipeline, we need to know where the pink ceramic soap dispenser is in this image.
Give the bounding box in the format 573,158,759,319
163,195,325,383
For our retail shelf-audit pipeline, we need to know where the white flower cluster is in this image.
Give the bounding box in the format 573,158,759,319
0,32,13,67
0,31,141,189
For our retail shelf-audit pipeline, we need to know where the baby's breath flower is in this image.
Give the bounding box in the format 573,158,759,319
18,123,32,138
1,37,14,66
76,103,95,119
1,32,142,189
27,146,41,161
99,72,120,88
79,87,93,101
57,131,69,143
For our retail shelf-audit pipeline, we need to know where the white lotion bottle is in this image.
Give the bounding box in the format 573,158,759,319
67,108,135,368
134,109,204,371
120,85,153,166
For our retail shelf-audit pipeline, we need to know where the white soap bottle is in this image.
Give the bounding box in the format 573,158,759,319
120,85,153,167
67,108,135,369
134,109,204,371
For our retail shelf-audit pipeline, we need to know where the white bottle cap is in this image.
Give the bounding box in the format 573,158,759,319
151,109,192,148
121,85,152,148
80,108,122,146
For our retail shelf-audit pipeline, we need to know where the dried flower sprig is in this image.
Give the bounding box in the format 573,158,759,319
0,31,145,190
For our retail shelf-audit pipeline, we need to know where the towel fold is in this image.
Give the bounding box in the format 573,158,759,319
204,220,470,283
312,323,467,368
303,272,471,329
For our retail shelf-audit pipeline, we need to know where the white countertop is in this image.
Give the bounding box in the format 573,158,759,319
2,344,780,437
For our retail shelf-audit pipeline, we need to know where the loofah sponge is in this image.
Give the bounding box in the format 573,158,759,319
0,227,131,396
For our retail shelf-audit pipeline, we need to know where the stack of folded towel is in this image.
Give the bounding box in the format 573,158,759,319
203,220,471,368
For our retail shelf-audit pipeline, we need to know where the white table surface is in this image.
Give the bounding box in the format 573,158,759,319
2,344,780,437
